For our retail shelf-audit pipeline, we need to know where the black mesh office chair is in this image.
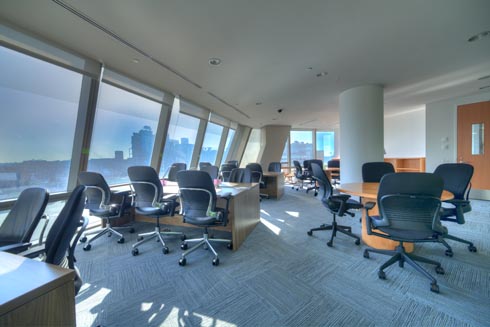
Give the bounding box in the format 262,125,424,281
229,168,252,183
327,159,341,184
177,170,232,266
128,166,184,256
362,162,395,182
305,159,323,195
0,187,49,254
246,163,269,199
201,165,219,180
199,162,212,170
78,171,134,251
167,162,187,181
307,163,362,246
268,162,282,173
363,173,447,293
227,160,239,168
220,163,235,182
433,163,476,255
292,160,308,191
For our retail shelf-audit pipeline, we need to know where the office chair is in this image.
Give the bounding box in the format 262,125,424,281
363,173,447,293
227,160,239,168
304,159,323,195
362,162,395,182
0,187,49,254
292,160,308,191
177,170,232,266
128,166,184,255
199,162,212,170
307,163,361,246
229,168,252,183
78,171,134,251
167,162,187,181
327,159,341,184
220,163,235,182
201,165,219,180
433,163,476,256
268,162,282,173
22,185,88,295
246,163,269,199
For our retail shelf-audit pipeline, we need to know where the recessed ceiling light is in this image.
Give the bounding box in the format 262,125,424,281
479,85,490,90
132,58,139,64
478,75,490,81
316,72,328,77
255,102,262,106
209,58,222,66
468,31,490,42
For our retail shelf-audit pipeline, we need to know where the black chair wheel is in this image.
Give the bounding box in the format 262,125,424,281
107,232,112,237
117,237,125,244
227,242,233,250
129,228,135,233
162,246,169,254
378,270,386,280
314,192,318,196
181,234,186,241
179,258,186,266
355,239,360,245
212,257,220,266
181,243,188,250
131,248,139,256
468,245,477,252
444,249,453,257
79,236,87,243
363,250,370,258
137,236,144,241
435,266,445,275
307,230,313,236
83,244,91,251
326,241,333,247
430,283,440,293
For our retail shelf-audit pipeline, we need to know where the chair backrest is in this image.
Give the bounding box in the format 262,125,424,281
167,162,187,181
293,160,303,177
199,162,212,170
44,185,86,266
433,163,474,200
128,166,163,208
0,187,49,244
78,171,112,211
227,160,239,168
229,168,252,183
311,163,334,203
327,159,340,168
362,162,395,183
220,163,235,182
246,163,263,183
268,162,282,172
304,159,323,175
177,170,224,223
376,173,443,233
201,165,219,180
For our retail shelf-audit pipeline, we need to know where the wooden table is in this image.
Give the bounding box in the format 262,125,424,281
324,167,340,181
136,182,260,251
337,182,453,252
0,251,76,326
262,172,285,199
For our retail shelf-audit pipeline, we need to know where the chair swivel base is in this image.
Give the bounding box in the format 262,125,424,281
443,233,477,256
307,220,360,247
80,222,135,251
131,226,185,256
363,243,445,293
178,231,232,266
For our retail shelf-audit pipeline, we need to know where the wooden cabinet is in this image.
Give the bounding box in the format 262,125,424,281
384,157,426,172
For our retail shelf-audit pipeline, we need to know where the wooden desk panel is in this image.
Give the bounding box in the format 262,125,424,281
262,172,285,199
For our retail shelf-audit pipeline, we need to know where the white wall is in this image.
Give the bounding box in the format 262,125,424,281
384,108,426,158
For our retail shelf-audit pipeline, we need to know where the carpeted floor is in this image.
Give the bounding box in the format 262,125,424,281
74,186,490,326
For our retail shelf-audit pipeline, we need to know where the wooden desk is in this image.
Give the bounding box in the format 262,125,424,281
324,167,340,181
0,251,76,326
338,183,453,252
262,172,285,199
136,182,260,251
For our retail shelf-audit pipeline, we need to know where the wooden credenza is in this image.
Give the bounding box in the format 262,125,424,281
384,157,426,172
0,251,76,326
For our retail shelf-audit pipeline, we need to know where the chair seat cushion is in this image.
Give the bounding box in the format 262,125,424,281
135,206,170,216
184,216,220,226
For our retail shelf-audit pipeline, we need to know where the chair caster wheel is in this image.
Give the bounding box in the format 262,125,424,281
83,244,91,251
181,243,188,250
79,236,87,243
129,228,135,233
444,250,453,257
314,192,318,197
307,231,313,236
363,250,370,258
107,232,112,237
227,242,233,250
179,258,186,266
326,241,333,247
137,236,144,241
468,245,477,252
162,246,169,254
430,283,439,293
378,270,386,280
131,248,139,256
212,257,220,266
355,239,360,245
435,266,445,275
117,237,125,244
181,234,186,241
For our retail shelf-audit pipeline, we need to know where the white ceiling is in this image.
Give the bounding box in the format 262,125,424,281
1,0,489,129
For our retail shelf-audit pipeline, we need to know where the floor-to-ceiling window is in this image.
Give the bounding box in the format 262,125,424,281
316,131,335,163
290,130,313,164
0,46,82,200
87,82,162,185
241,128,262,167
199,122,224,165
220,129,235,165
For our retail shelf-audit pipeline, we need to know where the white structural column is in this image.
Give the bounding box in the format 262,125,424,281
339,85,384,183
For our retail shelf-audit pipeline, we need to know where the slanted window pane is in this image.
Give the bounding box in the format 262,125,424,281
241,129,262,167
87,82,161,185
221,129,235,165
316,131,335,163
200,122,224,165
0,46,81,200
281,137,289,165
290,131,313,163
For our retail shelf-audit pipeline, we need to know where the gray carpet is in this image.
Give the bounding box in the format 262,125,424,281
74,187,490,326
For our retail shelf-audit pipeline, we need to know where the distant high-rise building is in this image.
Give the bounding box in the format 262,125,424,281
181,137,189,145
114,150,124,160
131,126,154,163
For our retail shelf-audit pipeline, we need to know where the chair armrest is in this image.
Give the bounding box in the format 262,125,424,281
364,202,376,210
0,242,32,254
38,214,49,245
161,193,179,216
19,243,46,259
331,194,351,201
444,199,470,207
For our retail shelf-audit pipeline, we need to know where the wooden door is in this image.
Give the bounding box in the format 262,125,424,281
457,101,490,190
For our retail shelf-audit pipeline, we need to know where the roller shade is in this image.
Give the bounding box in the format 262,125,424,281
179,98,210,120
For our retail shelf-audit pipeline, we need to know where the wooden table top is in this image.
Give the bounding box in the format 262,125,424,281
338,182,453,200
